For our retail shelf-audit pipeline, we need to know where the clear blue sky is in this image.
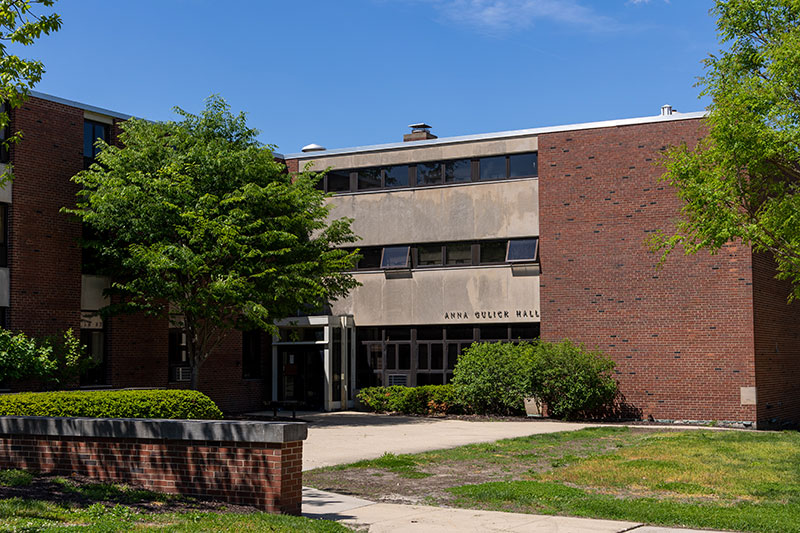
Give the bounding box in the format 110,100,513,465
26,0,718,155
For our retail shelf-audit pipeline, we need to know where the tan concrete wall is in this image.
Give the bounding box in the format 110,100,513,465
327,179,538,246
303,136,537,171
330,266,540,326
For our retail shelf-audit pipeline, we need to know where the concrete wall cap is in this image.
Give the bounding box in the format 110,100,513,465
0,416,307,443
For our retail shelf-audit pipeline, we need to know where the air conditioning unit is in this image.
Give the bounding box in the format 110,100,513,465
387,374,408,386
174,367,191,382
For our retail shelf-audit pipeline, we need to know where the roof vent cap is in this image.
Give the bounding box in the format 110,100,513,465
660,104,674,116
408,122,432,133
301,143,326,153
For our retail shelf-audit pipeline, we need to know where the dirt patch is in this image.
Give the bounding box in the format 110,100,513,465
304,427,662,505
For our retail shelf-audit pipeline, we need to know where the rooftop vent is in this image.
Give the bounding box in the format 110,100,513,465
660,104,674,116
301,143,326,153
404,122,437,142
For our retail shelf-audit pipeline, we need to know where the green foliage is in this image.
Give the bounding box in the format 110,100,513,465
65,96,359,388
0,389,223,419
531,340,618,420
0,468,32,487
0,0,61,179
655,0,800,299
0,327,93,386
451,342,536,415
357,385,463,415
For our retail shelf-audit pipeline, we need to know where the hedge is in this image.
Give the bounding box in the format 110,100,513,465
357,385,462,415
0,389,223,420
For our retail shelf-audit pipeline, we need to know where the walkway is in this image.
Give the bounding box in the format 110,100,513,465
299,411,592,470
302,487,732,533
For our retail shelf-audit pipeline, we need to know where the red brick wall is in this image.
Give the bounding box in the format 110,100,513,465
8,97,83,337
0,433,303,514
539,118,758,423
193,330,271,414
752,253,800,427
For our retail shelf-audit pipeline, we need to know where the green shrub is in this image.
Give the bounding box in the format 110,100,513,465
0,389,223,419
531,339,618,420
357,385,462,415
451,342,536,415
0,328,95,387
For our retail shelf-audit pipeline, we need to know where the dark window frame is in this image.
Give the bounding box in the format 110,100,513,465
506,238,539,263
322,152,538,194
242,330,262,380
84,119,110,170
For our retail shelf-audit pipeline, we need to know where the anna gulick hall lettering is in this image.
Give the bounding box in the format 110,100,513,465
443,309,540,320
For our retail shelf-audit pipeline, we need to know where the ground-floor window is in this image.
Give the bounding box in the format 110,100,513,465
168,328,190,382
356,323,539,388
80,328,107,386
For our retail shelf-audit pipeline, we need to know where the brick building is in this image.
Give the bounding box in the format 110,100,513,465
3,92,799,427
1,92,269,413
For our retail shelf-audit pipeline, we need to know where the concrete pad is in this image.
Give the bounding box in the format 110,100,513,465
337,503,640,533
301,411,593,470
301,487,373,520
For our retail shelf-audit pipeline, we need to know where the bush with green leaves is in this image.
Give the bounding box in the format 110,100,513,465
357,385,462,415
0,328,93,387
451,342,536,415
0,389,223,419
531,339,618,420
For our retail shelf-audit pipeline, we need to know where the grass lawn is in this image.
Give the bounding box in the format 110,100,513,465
0,471,347,532
305,426,800,533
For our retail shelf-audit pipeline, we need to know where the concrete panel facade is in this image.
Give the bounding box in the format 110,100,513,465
327,179,538,246
331,266,540,326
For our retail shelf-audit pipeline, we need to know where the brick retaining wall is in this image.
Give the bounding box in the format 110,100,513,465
0,417,307,514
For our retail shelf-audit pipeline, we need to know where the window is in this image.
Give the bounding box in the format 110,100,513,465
84,120,109,169
480,240,507,264
509,152,538,178
479,153,538,181
416,243,443,266
444,159,471,184
242,330,262,379
417,161,442,186
168,328,190,381
381,245,410,269
445,243,472,265
0,204,7,267
0,102,9,164
80,328,107,386
506,238,539,262
320,152,537,193
326,170,352,192
357,247,382,270
385,165,410,188
479,155,506,181
357,167,381,190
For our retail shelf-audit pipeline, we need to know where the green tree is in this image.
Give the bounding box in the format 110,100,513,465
0,0,61,176
654,0,800,298
66,96,360,389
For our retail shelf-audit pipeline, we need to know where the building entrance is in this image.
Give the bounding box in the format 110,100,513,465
272,315,356,411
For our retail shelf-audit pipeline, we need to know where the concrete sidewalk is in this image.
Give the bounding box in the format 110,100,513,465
302,487,734,533
299,411,593,470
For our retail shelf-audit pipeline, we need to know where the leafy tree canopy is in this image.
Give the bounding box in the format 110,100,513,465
655,0,800,298
0,0,61,176
67,96,360,388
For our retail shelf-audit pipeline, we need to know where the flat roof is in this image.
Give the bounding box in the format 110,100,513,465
27,91,287,159
286,110,707,160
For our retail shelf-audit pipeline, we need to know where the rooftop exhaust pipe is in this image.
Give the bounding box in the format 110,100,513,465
404,122,437,142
